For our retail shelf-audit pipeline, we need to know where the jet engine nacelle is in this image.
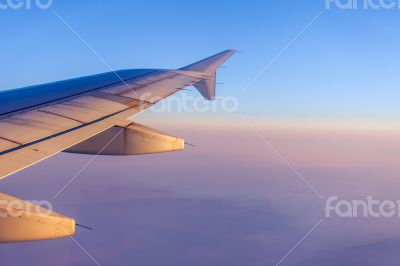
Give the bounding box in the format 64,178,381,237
0,193,75,243
65,123,185,155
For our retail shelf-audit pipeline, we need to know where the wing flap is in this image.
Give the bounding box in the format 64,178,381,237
0,147,49,178
39,95,128,123
0,111,82,145
0,106,146,180
0,139,19,152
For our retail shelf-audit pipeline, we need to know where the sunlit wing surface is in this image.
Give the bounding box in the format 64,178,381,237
0,50,236,242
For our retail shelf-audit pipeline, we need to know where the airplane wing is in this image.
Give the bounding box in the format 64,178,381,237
0,50,236,242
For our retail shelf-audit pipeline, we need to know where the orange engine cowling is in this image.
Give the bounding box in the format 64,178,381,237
0,193,75,243
64,123,185,155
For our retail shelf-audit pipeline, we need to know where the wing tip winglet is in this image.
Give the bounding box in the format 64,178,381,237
181,49,237,100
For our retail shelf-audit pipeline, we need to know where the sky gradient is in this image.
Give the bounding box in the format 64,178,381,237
2,1,400,265
2,0,400,124
2,123,400,265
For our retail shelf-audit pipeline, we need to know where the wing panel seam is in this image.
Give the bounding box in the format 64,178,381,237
36,110,86,124
0,107,135,156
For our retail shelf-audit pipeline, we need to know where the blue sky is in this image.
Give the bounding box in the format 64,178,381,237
2,0,400,123
3,2,400,265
